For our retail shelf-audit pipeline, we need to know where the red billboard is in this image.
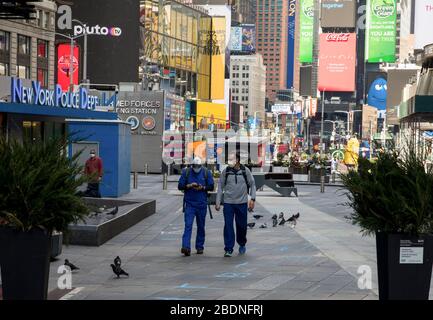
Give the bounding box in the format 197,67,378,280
318,33,356,92
57,43,80,91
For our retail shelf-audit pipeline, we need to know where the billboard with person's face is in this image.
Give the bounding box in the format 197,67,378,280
318,33,356,92
241,24,256,53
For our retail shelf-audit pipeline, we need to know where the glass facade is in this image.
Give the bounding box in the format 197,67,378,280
139,0,212,100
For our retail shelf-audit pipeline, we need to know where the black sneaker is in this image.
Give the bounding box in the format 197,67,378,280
197,249,204,255
181,248,191,256
224,251,233,257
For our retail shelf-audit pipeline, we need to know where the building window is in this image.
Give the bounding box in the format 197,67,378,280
18,35,30,55
0,30,10,51
16,65,30,79
37,39,49,87
37,68,48,87
37,39,47,58
0,30,10,76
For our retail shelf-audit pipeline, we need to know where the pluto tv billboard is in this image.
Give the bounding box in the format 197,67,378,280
56,0,140,85
321,0,356,28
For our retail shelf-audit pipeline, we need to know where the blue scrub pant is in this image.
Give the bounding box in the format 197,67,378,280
223,203,248,252
182,205,207,250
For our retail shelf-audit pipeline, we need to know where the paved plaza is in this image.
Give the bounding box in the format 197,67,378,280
41,175,405,300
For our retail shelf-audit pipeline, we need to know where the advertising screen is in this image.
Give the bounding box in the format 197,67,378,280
230,27,242,51
196,102,226,130
365,0,397,62
57,44,80,92
318,33,356,92
210,16,226,100
241,24,256,53
366,71,388,111
299,0,314,63
414,0,433,49
287,0,296,88
321,0,356,28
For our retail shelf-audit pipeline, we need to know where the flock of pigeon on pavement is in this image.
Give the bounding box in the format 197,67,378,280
64,256,129,278
247,211,300,229
62,211,300,279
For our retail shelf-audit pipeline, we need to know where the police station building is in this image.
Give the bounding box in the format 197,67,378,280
0,76,131,197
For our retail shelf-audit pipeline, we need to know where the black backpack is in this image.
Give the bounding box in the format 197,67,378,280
224,165,250,194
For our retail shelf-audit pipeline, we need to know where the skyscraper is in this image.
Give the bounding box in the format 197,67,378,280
256,0,288,103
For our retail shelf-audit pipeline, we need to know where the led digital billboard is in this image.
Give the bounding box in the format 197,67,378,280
287,0,296,88
230,26,242,51
365,0,397,62
414,0,433,49
241,24,256,53
321,0,356,28
57,44,80,92
318,33,356,92
299,0,314,63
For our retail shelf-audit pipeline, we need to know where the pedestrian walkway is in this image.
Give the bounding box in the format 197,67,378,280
44,175,382,300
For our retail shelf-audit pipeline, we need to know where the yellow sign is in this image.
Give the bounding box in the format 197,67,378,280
196,101,226,129
210,17,226,100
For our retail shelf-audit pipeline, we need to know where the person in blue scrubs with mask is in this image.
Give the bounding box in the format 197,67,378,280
178,157,214,256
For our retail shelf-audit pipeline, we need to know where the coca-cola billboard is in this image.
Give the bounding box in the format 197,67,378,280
318,33,356,92
325,33,350,42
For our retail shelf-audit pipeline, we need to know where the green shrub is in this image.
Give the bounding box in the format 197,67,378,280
341,147,433,236
0,137,89,232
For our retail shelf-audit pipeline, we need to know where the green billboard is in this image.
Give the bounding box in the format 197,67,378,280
299,0,314,63
365,0,397,62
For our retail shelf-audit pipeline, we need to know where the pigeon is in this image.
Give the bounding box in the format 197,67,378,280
272,214,278,227
279,217,287,226
247,222,256,229
106,206,119,216
253,214,264,220
278,212,284,220
259,223,268,229
111,264,129,278
114,256,121,267
287,212,300,227
64,259,79,271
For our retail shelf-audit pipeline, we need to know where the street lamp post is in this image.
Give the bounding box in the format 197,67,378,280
72,19,88,83
52,32,86,92
320,89,325,155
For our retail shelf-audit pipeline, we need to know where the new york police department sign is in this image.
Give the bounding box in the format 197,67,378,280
11,77,116,110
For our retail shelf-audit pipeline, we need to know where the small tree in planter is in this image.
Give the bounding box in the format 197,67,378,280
341,147,433,300
0,137,89,300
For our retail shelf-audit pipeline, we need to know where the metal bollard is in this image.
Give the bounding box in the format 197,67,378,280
145,163,149,176
163,173,168,190
332,172,336,184
167,163,171,177
320,175,325,193
308,170,311,183
133,172,138,189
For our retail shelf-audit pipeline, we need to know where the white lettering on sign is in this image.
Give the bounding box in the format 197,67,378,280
400,247,424,264
326,33,351,42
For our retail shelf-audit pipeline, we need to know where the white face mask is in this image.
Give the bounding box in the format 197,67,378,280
90,153,96,158
227,159,236,167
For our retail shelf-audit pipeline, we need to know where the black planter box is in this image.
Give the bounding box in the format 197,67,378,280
0,227,52,300
376,232,433,300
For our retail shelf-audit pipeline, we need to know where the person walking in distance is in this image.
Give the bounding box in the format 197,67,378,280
178,157,214,256
215,151,256,257
84,149,103,198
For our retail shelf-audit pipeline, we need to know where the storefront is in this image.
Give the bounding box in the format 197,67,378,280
0,77,131,197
